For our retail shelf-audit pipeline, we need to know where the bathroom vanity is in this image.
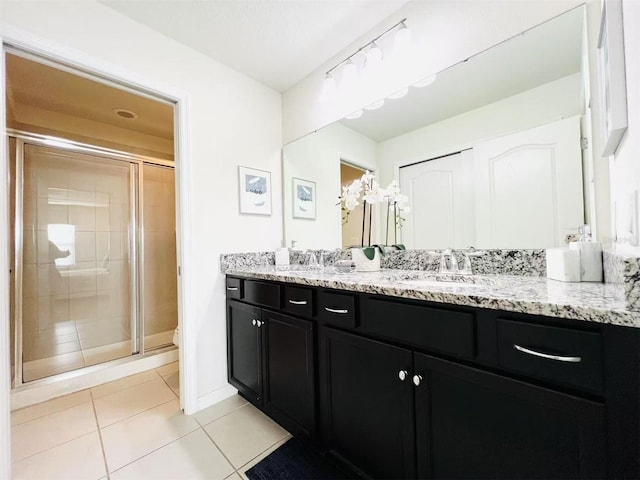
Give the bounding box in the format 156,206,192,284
225,267,640,479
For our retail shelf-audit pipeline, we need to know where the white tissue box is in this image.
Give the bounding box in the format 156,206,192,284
568,242,603,282
546,248,581,282
275,247,290,266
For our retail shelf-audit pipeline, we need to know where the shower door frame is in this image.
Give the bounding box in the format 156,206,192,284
10,129,176,389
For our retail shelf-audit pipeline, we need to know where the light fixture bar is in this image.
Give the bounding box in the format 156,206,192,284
326,18,408,75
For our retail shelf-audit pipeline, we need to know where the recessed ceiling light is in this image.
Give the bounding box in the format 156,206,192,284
113,108,138,119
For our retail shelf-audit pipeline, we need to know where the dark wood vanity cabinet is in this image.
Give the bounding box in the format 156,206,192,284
226,279,316,436
226,275,640,479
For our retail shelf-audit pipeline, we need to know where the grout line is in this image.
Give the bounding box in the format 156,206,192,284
11,427,100,465
192,400,250,429
107,427,197,475
90,390,112,480
11,391,92,426
200,424,240,476
235,434,292,478
157,369,179,400
96,393,177,430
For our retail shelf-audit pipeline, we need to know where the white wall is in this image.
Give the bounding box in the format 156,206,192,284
283,122,378,249
378,74,583,187
608,0,640,249
0,0,282,422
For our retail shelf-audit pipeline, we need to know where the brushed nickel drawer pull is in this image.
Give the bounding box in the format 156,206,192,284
226,286,239,291
514,344,582,363
325,307,348,314
288,300,308,305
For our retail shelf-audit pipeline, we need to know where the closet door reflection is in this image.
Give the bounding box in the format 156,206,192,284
21,144,134,381
142,164,177,351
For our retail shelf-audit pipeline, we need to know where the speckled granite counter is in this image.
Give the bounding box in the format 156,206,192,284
224,266,640,328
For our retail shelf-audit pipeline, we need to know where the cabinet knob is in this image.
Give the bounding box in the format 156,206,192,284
252,319,257,326
413,374,423,386
256,320,263,328
398,370,408,381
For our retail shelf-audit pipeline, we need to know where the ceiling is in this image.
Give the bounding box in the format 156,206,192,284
98,0,410,92
341,6,584,142
5,53,174,140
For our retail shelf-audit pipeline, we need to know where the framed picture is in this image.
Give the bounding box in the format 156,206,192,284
238,166,272,215
598,0,628,156
292,177,316,220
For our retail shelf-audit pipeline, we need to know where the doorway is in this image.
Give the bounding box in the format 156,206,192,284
6,50,179,388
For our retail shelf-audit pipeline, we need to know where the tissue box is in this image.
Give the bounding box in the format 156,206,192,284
568,242,603,282
546,248,581,282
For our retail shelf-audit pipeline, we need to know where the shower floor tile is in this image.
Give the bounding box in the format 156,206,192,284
10,364,292,479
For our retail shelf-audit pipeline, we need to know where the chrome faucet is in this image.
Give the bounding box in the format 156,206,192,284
439,249,458,273
439,249,473,274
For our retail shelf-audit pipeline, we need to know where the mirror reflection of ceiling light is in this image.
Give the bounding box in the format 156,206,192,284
388,87,409,100
413,74,438,88
365,99,385,111
365,42,384,69
344,109,364,120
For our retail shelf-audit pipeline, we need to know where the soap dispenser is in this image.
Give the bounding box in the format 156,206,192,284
275,241,290,266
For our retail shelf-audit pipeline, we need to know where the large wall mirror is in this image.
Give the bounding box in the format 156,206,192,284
283,6,593,250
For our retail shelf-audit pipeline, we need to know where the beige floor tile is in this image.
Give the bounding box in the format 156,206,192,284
83,340,132,367
101,399,199,472
225,474,242,480
94,377,176,427
194,394,248,427
110,429,233,480
12,431,106,480
11,390,91,426
155,361,178,377
162,371,180,398
203,403,289,468
237,435,291,480
11,401,97,462
91,369,158,399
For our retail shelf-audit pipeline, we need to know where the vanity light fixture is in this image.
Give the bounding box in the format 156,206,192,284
365,99,385,110
413,73,437,88
394,21,411,52
344,109,364,120
388,87,409,100
321,18,409,99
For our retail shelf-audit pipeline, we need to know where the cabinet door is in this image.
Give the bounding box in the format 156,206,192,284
263,311,315,437
227,300,264,405
414,353,606,479
322,327,415,479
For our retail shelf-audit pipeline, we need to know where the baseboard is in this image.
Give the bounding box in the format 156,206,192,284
11,349,179,410
196,384,238,412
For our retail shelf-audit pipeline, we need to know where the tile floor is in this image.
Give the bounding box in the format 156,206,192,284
10,362,291,479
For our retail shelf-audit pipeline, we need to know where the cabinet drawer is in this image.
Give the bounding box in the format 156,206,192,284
360,298,475,359
283,286,314,318
225,277,243,300
317,291,356,329
244,280,281,309
497,319,603,394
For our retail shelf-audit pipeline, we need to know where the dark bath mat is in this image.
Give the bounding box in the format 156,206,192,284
245,437,356,480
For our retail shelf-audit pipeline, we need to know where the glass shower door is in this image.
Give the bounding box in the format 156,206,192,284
20,143,136,382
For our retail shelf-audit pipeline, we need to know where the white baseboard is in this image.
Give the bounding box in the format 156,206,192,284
195,384,238,413
11,349,178,411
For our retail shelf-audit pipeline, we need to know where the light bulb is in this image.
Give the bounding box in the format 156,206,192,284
388,87,408,100
366,42,383,69
394,22,411,53
341,59,358,87
413,74,437,88
320,74,337,101
344,109,363,120
365,99,385,110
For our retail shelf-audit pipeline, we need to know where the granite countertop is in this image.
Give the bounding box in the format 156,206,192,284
225,266,640,328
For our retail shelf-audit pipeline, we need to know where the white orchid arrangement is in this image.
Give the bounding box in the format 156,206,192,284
338,171,410,247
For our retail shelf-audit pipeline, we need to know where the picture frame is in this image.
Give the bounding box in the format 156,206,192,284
598,0,628,156
238,166,272,215
292,177,316,220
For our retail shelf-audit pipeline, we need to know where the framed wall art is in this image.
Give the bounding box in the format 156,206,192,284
598,0,628,156
238,166,272,215
292,177,316,220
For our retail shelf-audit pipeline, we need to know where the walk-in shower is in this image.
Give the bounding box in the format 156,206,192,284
9,131,178,386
